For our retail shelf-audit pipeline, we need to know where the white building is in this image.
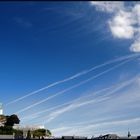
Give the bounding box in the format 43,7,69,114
13,124,45,138
13,124,45,130
0,103,3,115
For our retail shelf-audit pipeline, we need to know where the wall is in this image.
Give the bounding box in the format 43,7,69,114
0,135,14,139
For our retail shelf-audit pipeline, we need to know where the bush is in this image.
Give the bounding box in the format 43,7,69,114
0,126,13,135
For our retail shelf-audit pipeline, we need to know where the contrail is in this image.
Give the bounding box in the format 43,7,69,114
21,74,138,122
43,97,110,124
15,58,133,114
21,100,74,121
51,117,140,136
34,75,137,124
6,53,140,106
21,83,117,121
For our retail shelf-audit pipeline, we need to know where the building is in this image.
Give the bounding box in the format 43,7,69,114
94,134,120,139
0,103,3,115
62,136,87,139
13,124,45,138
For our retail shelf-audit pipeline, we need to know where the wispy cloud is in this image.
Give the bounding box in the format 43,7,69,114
38,75,137,124
20,84,116,121
90,1,124,13
14,17,32,28
90,2,140,52
42,97,110,124
14,58,133,114
21,74,136,122
6,53,139,106
21,100,74,121
50,77,140,137
51,117,140,136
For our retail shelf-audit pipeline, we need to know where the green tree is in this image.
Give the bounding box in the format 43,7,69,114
0,126,13,135
13,129,23,139
0,114,20,135
4,114,20,127
46,129,52,137
33,129,47,139
26,130,31,139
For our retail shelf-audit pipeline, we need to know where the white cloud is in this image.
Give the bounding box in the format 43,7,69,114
130,38,140,52
133,4,140,25
109,11,135,39
135,76,140,85
90,2,140,52
14,17,32,28
90,1,124,13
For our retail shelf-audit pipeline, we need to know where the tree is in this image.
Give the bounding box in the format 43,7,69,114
0,114,20,135
26,130,31,139
33,129,47,139
0,126,13,135
13,129,23,139
46,129,52,137
4,114,20,127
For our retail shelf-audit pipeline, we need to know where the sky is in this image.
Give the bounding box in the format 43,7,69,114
0,1,140,137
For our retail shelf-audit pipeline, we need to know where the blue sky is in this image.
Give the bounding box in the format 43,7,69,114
1,1,140,137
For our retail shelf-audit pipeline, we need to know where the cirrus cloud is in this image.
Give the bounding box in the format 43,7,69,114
90,2,140,52
90,1,124,13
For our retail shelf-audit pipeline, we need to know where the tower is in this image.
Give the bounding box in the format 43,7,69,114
128,130,131,138
0,103,3,115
